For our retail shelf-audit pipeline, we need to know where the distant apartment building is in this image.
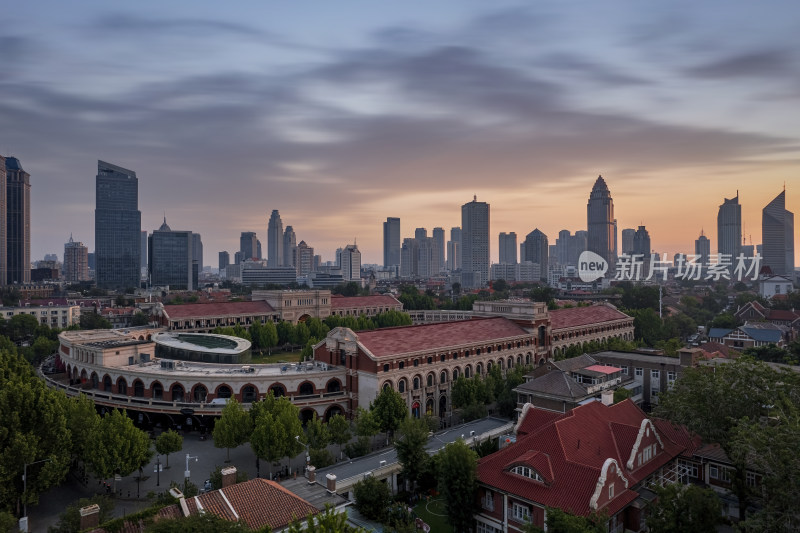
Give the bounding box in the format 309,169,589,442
499,232,517,265
461,197,490,288
383,217,401,270
148,218,197,290
63,235,89,282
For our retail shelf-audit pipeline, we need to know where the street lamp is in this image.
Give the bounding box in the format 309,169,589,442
295,435,310,473
23,458,52,519
155,455,162,486
184,453,198,486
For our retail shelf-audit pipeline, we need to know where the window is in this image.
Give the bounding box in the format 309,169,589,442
635,367,643,377
427,356,433,365
511,465,543,482
440,354,446,362
483,491,494,511
667,371,676,388
746,472,757,487
709,465,719,479
476,522,501,533
399,361,404,370
621,365,629,375
651,369,660,380
511,502,530,523
651,388,659,399
608,483,615,499
383,364,390,372
414,359,419,367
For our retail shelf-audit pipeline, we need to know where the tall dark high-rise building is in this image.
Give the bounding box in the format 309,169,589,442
239,232,257,263
5,156,30,284
523,229,548,281
192,233,203,271
219,251,230,272
695,230,710,265
141,230,148,272
461,196,490,288
0,157,7,286
762,190,795,276
267,210,284,267
717,193,741,258
587,175,615,269
148,218,196,290
621,228,635,255
95,160,140,289
383,217,401,269
283,226,296,268
499,232,517,264
433,227,445,273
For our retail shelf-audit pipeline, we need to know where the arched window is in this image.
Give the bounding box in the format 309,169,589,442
270,385,285,397
117,378,128,395
152,382,163,400
465,366,472,379
171,384,185,402
476,363,483,375
427,374,434,387
299,382,314,396
242,385,257,402
398,379,406,393
217,385,232,398
133,380,144,398
440,370,447,383
326,380,341,393
90,372,99,389
193,385,208,402
453,368,460,380
383,382,392,391
413,377,420,390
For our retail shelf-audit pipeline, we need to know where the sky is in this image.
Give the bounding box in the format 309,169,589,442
2,1,799,267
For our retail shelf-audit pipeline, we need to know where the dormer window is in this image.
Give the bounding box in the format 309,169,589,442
511,465,543,482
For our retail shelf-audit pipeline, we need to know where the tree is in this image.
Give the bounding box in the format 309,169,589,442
145,512,253,532
656,357,800,523
50,495,114,533
80,311,112,330
295,322,311,347
213,397,252,462
327,414,351,458
155,429,183,468
249,393,304,478
628,308,663,346
287,503,367,533
130,312,150,326
65,393,101,465
87,409,152,480
437,439,478,533
394,417,430,491
370,386,407,438
277,321,296,346
352,476,391,521
539,508,608,533
646,483,721,533
305,413,331,450
0,370,71,514
354,407,379,438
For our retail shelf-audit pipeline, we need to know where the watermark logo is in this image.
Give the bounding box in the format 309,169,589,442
578,251,608,282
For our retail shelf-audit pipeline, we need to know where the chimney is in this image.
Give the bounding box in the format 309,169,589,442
326,473,336,493
79,504,101,530
221,466,237,488
307,465,316,484
601,389,614,406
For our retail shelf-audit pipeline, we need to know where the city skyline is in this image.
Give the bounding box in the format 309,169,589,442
2,2,799,266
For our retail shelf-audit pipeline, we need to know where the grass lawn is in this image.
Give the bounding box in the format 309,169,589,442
249,351,303,364
413,498,452,533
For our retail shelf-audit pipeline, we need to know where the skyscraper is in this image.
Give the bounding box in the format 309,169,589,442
621,229,636,255
239,232,257,263
415,227,427,240
499,232,517,264
0,157,7,286
267,210,283,267
461,196,490,288
95,160,140,289
400,238,418,278
283,226,297,268
447,227,462,272
340,244,361,281
433,227,445,273
192,233,203,271
295,241,315,276
587,175,615,269
383,217,401,270
717,193,742,258
219,251,230,272
148,218,197,290
64,234,89,282
523,229,548,281
5,156,30,285
141,231,148,272
762,190,795,276
695,230,711,265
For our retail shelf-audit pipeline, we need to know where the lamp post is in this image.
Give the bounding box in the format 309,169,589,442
155,455,161,486
184,454,198,489
23,458,52,520
295,435,310,474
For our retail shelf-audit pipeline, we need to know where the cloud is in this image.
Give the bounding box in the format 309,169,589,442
683,49,795,79
91,13,267,38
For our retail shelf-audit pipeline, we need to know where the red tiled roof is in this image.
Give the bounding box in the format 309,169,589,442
356,317,530,358
696,342,734,358
330,294,402,309
550,305,631,330
163,301,275,320
766,309,800,322
219,478,318,529
478,401,689,517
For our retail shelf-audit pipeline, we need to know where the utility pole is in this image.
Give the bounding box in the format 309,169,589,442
155,455,161,486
